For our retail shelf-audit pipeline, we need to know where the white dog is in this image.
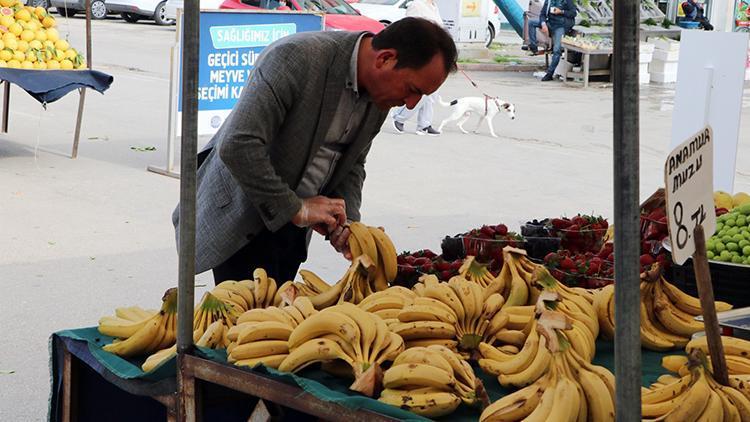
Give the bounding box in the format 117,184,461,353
437,96,516,138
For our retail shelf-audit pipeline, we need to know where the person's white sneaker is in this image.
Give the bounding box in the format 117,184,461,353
416,126,440,136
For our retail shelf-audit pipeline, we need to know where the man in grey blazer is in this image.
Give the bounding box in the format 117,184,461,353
173,17,457,284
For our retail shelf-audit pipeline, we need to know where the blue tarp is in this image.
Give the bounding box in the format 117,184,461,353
0,68,113,104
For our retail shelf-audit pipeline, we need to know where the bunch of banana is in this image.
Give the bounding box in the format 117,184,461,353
347,222,398,291
283,256,377,309
278,269,332,300
142,320,227,372
643,349,750,420
531,265,599,340
357,286,416,326
225,297,317,368
660,336,750,378
378,345,482,417
458,256,498,288
101,288,178,358
479,300,596,388
480,319,616,422
98,306,158,339
192,290,240,344
405,274,508,354
278,302,404,396
213,268,285,313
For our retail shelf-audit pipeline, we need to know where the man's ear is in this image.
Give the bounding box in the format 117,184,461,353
374,48,398,70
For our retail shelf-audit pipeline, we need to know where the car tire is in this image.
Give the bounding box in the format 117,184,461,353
57,6,78,16
121,12,140,22
153,1,174,25
485,23,495,48
90,0,107,19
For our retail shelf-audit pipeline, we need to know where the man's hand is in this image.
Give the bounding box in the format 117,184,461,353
541,23,549,35
291,196,346,231
329,226,352,260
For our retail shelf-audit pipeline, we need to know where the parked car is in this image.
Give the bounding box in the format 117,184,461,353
51,0,111,19
352,0,502,47
219,0,384,32
164,0,223,20
106,0,174,24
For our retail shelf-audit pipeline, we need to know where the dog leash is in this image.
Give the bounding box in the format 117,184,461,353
459,70,503,116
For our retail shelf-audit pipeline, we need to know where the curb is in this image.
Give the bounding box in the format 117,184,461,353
457,63,544,72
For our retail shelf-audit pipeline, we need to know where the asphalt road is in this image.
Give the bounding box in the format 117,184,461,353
1,17,749,420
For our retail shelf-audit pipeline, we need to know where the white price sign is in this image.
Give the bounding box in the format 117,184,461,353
664,125,716,265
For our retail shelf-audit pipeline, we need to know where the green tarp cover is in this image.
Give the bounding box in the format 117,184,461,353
54,327,678,421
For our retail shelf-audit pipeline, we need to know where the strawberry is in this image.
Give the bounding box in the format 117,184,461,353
401,266,415,274
435,260,451,271
560,257,576,271
440,270,453,280
607,253,615,262
551,268,567,281
480,225,495,237
550,218,572,229
572,216,587,226
586,262,600,276
421,262,433,273
397,255,407,265
544,252,559,266
422,249,437,259
413,257,430,266
404,255,416,265
495,224,508,236
450,260,463,271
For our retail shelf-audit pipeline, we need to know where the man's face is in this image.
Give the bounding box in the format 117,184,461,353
367,50,449,110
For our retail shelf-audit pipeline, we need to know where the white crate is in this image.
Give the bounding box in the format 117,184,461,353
653,49,680,62
651,71,678,83
639,62,650,74
650,60,679,74
640,52,654,63
651,37,680,52
640,42,655,54
640,72,651,84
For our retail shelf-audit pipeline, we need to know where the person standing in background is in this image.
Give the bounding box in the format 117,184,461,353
392,0,444,136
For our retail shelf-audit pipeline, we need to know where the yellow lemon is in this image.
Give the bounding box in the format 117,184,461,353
76,57,86,69
25,50,35,62
16,39,27,52
0,15,14,28
8,22,21,35
34,6,45,18
43,39,53,48
53,48,64,60
54,38,68,51
42,15,54,29
12,50,23,61
45,28,58,43
3,37,15,50
1,32,12,43
60,58,72,69
14,9,30,22
20,59,31,68
28,39,41,49
6,58,18,67
33,60,45,69
34,29,45,41
64,48,76,59
0,39,4,50
0,49,11,61
46,59,59,69
0,0,13,7
0,59,6,67
27,20,39,31
19,29,33,41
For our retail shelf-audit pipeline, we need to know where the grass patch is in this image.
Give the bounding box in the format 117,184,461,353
458,58,480,64
493,55,515,63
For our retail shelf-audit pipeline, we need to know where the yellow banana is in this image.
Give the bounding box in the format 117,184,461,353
348,222,378,266
382,362,455,391
662,355,689,373
142,345,177,372
479,324,539,375
378,388,460,418
197,320,224,348
278,337,355,373
374,332,405,364
393,347,453,374
292,296,317,318
404,338,458,351
236,320,292,344
423,284,465,324
367,226,397,282
578,366,615,421
229,340,288,361
102,314,162,357
498,335,551,388
660,277,732,314
234,354,288,369
322,303,376,364
98,315,154,339
298,269,331,294
398,304,457,324
479,377,546,421
546,375,581,422
662,369,712,422
687,336,750,359
287,310,362,359
253,268,270,307
391,321,456,340
281,305,305,326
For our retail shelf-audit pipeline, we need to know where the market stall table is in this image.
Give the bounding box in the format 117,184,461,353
0,68,113,158
561,41,613,88
50,327,680,422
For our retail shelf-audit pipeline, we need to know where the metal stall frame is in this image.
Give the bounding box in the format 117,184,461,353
173,0,645,419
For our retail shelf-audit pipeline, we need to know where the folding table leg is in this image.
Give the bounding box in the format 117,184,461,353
2,81,9,133
72,88,86,159
61,347,78,422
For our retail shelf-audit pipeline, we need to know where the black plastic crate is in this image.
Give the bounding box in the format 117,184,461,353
671,258,750,308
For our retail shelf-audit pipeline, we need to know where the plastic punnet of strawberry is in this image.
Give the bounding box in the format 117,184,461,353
541,249,614,288
547,215,608,253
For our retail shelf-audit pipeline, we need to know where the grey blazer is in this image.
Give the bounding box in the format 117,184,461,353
173,31,389,274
